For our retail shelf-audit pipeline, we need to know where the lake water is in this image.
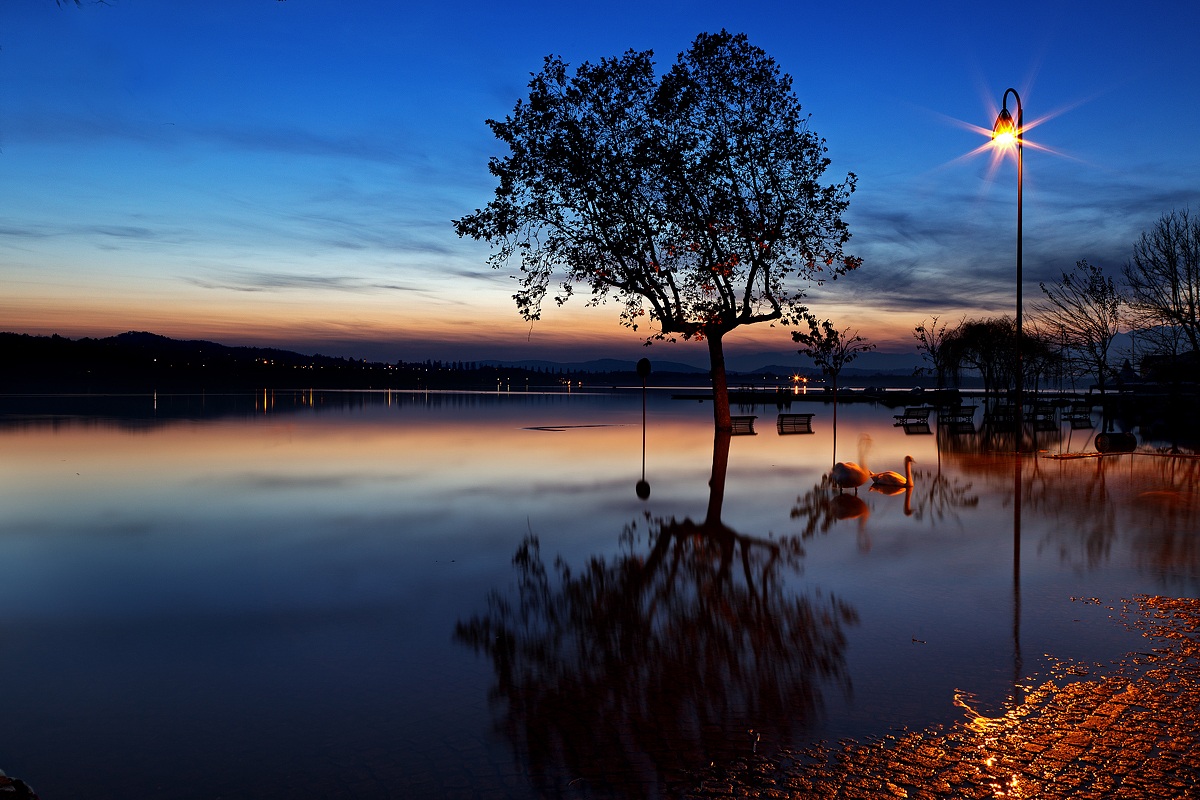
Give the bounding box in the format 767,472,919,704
1,390,1196,799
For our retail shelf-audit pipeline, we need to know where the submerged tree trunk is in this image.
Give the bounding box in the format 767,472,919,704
708,330,732,432
706,429,732,526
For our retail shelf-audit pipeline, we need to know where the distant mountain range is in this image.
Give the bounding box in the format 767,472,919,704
479,357,709,374
2,330,399,392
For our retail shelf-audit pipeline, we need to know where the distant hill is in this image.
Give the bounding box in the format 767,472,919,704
745,363,919,378
1,331,719,392
480,357,709,375
2,330,394,392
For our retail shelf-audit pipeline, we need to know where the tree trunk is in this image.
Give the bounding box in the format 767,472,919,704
705,429,731,526
708,330,732,432
706,428,735,584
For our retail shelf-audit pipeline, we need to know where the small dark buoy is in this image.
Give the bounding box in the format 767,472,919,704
1095,431,1137,453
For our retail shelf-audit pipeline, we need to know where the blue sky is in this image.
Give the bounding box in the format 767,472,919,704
1,0,1197,369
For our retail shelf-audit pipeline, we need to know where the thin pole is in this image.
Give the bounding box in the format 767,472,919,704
1003,88,1025,704
636,358,651,500
1004,87,1024,450
1013,451,1023,705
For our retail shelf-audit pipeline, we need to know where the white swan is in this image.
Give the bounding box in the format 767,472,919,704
872,455,914,488
830,461,871,493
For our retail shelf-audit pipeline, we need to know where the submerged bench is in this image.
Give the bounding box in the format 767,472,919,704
938,406,977,425
776,412,815,434
1028,404,1059,430
1064,403,1095,428
731,415,757,435
936,405,978,433
893,406,932,426
984,404,1019,430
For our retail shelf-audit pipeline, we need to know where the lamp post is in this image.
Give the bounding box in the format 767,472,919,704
993,89,1025,706
992,88,1023,433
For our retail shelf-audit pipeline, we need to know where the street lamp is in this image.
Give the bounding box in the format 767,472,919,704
992,88,1023,433
994,89,1025,708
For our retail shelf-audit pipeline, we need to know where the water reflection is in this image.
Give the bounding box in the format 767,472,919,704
0,389,596,430
456,431,859,799
3,392,1198,799
938,448,1200,583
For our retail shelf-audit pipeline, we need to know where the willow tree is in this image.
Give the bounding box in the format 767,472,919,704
454,30,859,430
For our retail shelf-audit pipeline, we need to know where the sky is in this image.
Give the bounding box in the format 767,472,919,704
2,1,1198,370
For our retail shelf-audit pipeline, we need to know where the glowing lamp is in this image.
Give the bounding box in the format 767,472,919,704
992,106,1018,147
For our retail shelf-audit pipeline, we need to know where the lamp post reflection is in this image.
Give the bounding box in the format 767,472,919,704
1012,454,1023,705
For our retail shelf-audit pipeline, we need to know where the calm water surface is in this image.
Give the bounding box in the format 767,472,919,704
1,390,1196,798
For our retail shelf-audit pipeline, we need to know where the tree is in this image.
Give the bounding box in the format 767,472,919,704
454,31,859,431
1122,209,1200,358
941,316,1060,401
912,315,954,388
1034,259,1122,390
793,319,873,463
792,318,874,394
944,317,1014,399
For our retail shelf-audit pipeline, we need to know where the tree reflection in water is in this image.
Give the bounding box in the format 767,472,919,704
455,432,858,799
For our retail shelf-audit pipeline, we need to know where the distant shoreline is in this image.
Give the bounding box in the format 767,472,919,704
1,330,934,394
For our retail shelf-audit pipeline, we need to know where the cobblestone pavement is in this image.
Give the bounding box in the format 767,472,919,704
682,596,1200,800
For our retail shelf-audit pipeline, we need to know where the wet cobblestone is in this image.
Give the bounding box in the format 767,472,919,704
681,596,1200,800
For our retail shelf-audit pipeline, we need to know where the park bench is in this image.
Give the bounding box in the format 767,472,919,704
776,412,815,434
984,404,1018,430
1064,403,1094,428
1027,404,1058,430
938,405,978,433
892,406,932,426
937,405,976,425
731,415,757,435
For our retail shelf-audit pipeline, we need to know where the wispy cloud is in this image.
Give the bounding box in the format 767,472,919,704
185,270,424,294
7,111,412,167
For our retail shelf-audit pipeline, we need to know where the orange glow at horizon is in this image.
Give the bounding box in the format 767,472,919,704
3,272,937,361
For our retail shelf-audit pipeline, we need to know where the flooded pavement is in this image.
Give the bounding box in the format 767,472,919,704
684,595,1200,799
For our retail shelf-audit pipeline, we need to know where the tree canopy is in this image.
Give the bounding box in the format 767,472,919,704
454,30,858,429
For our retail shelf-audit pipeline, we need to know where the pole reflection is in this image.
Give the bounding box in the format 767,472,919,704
1013,452,1023,707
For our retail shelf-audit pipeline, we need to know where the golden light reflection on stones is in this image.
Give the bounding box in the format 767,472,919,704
682,595,1200,799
